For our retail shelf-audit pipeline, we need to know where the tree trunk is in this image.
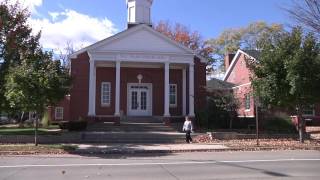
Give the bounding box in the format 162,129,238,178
255,104,259,146
34,113,38,146
19,111,24,127
297,105,305,143
229,116,233,129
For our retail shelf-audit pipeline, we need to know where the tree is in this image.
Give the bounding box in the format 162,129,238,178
1,1,71,145
197,89,239,129
154,21,214,71
0,1,35,112
58,40,76,70
285,0,320,35
247,27,320,143
206,21,284,68
5,45,70,145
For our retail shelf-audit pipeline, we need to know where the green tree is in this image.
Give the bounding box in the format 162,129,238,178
207,21,284,69
5,47,70,145
247,27,320,143
0,1,35,111
1,1,71,145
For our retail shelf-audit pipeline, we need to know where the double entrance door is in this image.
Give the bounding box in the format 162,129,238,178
127,83,152,116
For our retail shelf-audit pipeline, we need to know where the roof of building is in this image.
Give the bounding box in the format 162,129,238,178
206,78,235,91
69,24,207,63
223,49,260,81
242,49,261,60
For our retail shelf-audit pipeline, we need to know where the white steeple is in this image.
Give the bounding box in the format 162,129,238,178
127,0,153,28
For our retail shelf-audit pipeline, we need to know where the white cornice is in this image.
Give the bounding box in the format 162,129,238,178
88,51,194,64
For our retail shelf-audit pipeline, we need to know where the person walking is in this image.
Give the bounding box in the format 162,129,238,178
182,116,193,143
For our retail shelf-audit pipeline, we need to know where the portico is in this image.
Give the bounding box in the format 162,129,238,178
87,52,195,120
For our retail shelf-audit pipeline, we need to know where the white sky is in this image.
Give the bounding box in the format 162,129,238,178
1,0,117,54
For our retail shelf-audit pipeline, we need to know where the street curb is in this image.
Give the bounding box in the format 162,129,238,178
1,146,320,156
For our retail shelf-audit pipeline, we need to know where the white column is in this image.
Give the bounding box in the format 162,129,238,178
188,63,195,117
164,62,170,117
88,60,96,116
182,67,186,116
114,61,121,116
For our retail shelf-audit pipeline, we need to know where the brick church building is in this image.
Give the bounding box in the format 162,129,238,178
49,0,207,124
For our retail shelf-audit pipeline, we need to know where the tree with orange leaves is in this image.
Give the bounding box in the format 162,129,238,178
154,21,214,71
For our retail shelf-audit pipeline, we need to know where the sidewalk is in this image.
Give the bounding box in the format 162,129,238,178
74,143,229,154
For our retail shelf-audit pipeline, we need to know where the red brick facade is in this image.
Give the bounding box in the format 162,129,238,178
224,53,255,117
48,95,70,122
69,52,90,121
50,52,206,122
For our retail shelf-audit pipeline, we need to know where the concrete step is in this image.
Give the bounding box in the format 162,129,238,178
85,117,185,143
80,131,186,143
87,122,177,132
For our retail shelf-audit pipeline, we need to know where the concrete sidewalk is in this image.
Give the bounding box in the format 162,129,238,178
73,143,229,154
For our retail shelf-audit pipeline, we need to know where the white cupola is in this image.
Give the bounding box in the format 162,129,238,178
127,0,153,28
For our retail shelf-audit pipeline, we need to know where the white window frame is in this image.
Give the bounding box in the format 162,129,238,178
303,105,315,116
101,82,111,107
55,107,64,120
245,94,251,111
169,84,177,107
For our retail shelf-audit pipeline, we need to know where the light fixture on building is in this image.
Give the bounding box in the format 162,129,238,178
137,74,143,84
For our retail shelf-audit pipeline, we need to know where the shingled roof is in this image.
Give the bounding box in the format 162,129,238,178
206,78,235,91
242,49,260,60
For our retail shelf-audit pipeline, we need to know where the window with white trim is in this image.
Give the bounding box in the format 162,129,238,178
245,94,250,110
101,82,111,106
55,107,64,120
169,84,177,107
303,105,315,116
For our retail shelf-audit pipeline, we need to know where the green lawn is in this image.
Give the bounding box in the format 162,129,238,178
0,125,61,135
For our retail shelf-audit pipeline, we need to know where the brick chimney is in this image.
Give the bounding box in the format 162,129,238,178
224,53,235,71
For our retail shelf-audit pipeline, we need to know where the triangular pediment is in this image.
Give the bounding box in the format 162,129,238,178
91,25,193,54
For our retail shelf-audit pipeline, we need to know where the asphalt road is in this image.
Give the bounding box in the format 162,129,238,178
0,150,320,180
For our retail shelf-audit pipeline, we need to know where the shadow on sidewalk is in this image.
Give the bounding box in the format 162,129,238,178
61,143,176,159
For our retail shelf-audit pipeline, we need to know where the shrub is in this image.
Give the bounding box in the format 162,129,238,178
58,122,69,129
198,92,239,130
67,117,87,131
263,117,296,133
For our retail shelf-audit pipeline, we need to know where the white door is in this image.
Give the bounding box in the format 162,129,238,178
128,84,152,116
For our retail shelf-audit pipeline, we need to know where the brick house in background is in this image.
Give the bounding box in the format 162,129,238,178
223,50,257,118
223,49,320,125
48,0,207,124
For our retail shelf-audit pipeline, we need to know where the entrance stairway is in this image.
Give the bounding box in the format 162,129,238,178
83,117,186,143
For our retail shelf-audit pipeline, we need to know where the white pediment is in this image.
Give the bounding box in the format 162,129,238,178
70,24,207,63
92,25,192,54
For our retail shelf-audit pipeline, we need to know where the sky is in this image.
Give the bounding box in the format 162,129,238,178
4,0,295,53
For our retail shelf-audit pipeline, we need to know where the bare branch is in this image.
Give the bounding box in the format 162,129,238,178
285,0,320,34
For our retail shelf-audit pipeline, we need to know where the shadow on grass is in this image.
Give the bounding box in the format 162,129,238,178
0,124,61,135
0,128,61,135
